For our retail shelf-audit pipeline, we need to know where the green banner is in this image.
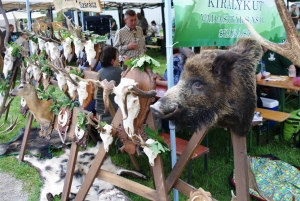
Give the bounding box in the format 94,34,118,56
173,0,286,47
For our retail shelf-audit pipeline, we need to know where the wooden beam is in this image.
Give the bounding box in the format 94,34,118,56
18,113,33,163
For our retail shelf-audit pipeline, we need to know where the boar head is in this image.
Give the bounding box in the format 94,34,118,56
151,38,263,136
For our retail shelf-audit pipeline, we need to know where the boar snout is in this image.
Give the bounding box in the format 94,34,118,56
150,102,163,118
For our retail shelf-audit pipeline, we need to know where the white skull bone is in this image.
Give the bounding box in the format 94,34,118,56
32,64,41,81
84,40,96,65
77,81,89,106
71,36,84,57
75,124,85,139
67,74,78,98
58,110,68,127
99,124,113,152
30,40,38,55
48,42,60,61
113,78,140,138
62,37,72,59
20,97,27,107
56,72,67,91
143,139,158,166
3,47,14,78
38,38,46,51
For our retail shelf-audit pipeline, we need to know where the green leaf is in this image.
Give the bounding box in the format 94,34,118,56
100,121,107,127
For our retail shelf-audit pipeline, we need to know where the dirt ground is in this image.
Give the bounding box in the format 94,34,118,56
0,172,28,201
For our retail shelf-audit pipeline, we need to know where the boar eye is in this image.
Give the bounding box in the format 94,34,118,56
192,81,202,89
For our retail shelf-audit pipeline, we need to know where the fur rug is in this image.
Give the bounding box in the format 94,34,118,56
22,143,147,201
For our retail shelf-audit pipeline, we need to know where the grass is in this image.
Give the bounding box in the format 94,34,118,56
0,50,299,201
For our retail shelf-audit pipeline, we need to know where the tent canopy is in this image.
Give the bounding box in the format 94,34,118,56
1,0,164,11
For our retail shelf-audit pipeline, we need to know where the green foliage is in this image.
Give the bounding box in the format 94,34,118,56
31,36,38,44
90,34,107,44
100,121,107,127
7,42,22,58
77,112,86,130
69,69,84,77
56,11,65,22
37,85,55,100
144,126,170,154
0,80,9,96
124,54,160,72
50,97,79,116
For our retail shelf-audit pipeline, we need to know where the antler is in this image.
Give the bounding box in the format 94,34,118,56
243,0,300,66
20,62,28,84
122,85,157,119
85,112,104,133
63,13,85,41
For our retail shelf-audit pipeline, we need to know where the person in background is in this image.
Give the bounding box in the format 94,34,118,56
156,48,183,87
3,24,14,44
137,13,148,36
110,16,118,31
16,32,27,47
95,46,123,124
150,20,160,37
114,9,146,60
257,46,296,100
290,4,298,28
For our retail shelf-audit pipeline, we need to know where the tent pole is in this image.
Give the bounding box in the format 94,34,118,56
26,0,31,31
164,0,178,200
81,11,84,31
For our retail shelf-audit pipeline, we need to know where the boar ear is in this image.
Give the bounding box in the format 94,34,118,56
212,51,238,84
180,47,195,66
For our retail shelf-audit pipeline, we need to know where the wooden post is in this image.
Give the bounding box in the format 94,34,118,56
18,113,33,163
231,130,250,201
61,142,79,201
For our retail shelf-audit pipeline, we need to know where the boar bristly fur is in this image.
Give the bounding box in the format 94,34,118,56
151,38,263,136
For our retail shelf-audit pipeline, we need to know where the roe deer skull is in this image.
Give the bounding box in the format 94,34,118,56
30,40,38,55
77,81,89,106
38,38,46,51
99,124,113,152
48,42,60,61
62,37,72,59
3,47,14,78
143,139,158,166
84,40,96,65
56,72,67,91
67,74,78,99
113,78,140,138
71,36,84,57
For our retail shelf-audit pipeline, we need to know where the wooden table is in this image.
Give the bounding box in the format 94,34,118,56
256,76,300,112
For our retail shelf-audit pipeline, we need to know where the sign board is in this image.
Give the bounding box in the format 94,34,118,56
53,0,102,13
173,0,286,47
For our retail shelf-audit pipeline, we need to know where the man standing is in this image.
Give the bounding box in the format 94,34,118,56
114,9,146,60
137,13,148,36
290,4,298,28
3,24,14,44
110,16,118,31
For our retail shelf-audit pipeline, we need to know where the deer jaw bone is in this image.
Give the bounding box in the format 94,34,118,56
30,40,38,55
77,81,89,106
71,36,84,57
3,47,14,78
48,42,60,61
143,139,158,166
113,78,140,138
56,72,67,91
62,37,72,59
84,40,96,65
38,38,46,51
67,74,78,99
99,124,113,152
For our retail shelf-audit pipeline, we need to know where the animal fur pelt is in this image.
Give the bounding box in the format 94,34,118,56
0,128,69,158
22,143,147,201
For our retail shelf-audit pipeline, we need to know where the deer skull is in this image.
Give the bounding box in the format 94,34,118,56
143,139,158,166
77,81,89,106
44,42,50,56
113,78,140,138
56,72,67,91
99,124,113,152
30,40,38,55
38,38,46,51
84,40,96,65
32,64,41,81
3,47,14,78
71,36,84,57
48,42,60,61
67,74,78,99
62,37,72,59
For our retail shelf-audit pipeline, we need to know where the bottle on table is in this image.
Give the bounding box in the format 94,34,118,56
261,60,266,79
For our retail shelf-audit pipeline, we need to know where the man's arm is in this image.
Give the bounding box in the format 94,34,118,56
113,31,127,56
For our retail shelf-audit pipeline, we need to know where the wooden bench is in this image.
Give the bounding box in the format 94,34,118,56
250,108,290,149
146,45,161,49
159,132,209,183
